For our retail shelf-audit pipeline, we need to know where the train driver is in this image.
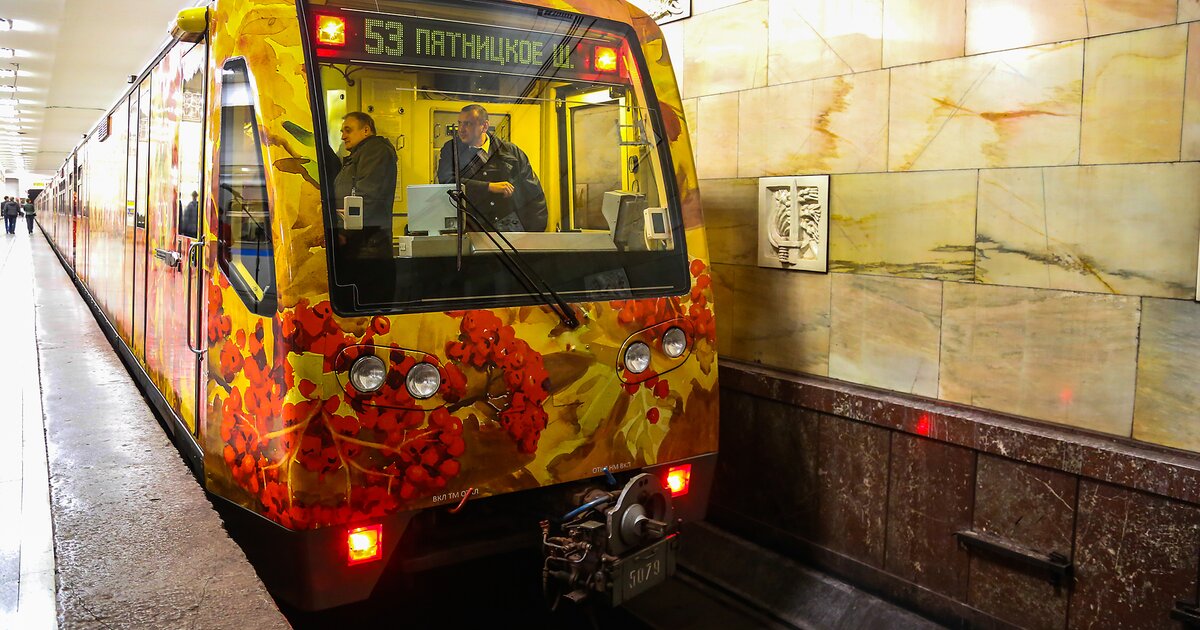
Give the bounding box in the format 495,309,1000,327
334,111,397,259
437,104,548,232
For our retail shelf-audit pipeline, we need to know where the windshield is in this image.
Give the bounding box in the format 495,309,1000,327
305,0,689,315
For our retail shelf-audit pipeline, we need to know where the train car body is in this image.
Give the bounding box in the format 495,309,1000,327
38,0,716,610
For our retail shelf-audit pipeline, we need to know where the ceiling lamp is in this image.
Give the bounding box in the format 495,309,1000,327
0,49,14,59
0,19,11,31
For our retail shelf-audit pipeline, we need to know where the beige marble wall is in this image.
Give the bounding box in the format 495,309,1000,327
1183,0,1200,23
829,274,942,397
719,264,832,375
883,0,965,67
1133,299,1200,451
940,283,1140,435
976,163,1200,298
966,0,1086,55
683,0,768,98
1085,0,1177,36
767,0,883,85
889,41,1083,171
738,71,889,177
1183,23,1200,161
1080,25,1188,164
684,0,1200,451
696,93,739,179
699,178,758,266
829,171,976,280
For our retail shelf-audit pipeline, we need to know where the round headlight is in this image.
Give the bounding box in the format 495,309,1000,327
623,341,651,374
349,355,387,393
405,362,442,399
663,327,687,358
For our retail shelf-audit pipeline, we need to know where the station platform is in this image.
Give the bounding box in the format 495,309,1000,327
0,228,289,628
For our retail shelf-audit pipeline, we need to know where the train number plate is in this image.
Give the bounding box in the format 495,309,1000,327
611,535,677,605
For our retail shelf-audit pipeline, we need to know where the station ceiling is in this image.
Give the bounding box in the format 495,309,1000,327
0,0,183,179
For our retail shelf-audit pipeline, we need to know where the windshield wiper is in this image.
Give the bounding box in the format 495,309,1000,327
446,189,579,329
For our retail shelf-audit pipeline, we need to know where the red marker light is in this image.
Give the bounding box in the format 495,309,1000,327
316,15,346,46
594,45,618,73
346,524,382,565
665,464,691,497
916,414,931,436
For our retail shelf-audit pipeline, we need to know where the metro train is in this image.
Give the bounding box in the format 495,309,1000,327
37,0,717,610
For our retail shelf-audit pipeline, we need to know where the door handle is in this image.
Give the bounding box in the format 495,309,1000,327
154,247,182,268
185,239,205,356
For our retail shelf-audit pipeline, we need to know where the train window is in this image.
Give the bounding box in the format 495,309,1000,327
309,0,689,315
216,58,277,316
177,43,206,239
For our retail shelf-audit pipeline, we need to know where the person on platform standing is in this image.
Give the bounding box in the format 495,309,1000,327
21,197,34,234
1,196,19,235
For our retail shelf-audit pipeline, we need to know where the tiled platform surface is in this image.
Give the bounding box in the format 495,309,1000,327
1,228,288,629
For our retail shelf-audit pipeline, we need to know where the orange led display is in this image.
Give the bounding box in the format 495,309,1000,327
594,46,618,73
317,15,347,46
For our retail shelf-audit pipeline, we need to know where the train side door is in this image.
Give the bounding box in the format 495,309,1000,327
131,79,151,361
145,40,208,438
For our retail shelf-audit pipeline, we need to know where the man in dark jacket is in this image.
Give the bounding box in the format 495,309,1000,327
334,111,397,259
20,198,34,234
2,196,19,234
437,104,547,232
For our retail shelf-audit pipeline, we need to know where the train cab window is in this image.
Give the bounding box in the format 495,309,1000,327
216,58,277,316
308,0,689,316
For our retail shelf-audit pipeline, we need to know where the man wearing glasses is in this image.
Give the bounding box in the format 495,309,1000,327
437,104,548,232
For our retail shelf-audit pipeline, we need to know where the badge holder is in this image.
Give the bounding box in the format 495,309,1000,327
342,190,363,230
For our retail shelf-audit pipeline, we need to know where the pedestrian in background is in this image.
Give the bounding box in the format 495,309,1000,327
21,197,34,234
1,196,19,234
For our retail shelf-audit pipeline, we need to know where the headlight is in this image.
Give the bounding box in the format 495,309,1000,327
349,355,386,393
662,327,687,358
623,341,651,374
405,362,442,399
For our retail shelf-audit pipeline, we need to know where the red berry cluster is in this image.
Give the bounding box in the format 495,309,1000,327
687,259,716,344
445,310,550,454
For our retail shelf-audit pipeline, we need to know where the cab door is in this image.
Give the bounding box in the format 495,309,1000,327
145,40,208,437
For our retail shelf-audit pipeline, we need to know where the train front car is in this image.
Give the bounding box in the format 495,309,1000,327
204,0,715,610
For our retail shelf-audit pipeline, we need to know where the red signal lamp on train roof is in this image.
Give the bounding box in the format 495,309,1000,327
346,524,382,565
316,14,347,46
594,45,619,73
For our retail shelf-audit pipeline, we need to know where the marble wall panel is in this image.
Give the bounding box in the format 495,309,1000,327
1183,0,1200,23
883,0,966,68
1183,23,1200,161
1080,25,1187,165
828,170,976,280
698,179,758,266
889,42,1083,172
683,0,768,98
816,414,889,567
1069,480,1200,628
693,0,749,16
966,0,1087,55
695,93,739,180
659,21,685,92
829,274,942,398
711,263,736,357
1132,299,1200,452
976,163,1200,299
724,264,832,375
884,433,975,599
712,395,821,538
1084,0,1177,37
968,455,1076,630
767,0,882,85
939,283,1140,435
738,71,889,177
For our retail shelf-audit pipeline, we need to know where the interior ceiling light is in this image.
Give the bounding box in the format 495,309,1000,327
0,49,14,59
0,69,14,78
0,19,11,31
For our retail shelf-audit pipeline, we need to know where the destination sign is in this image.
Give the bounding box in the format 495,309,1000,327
312,10,620,81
